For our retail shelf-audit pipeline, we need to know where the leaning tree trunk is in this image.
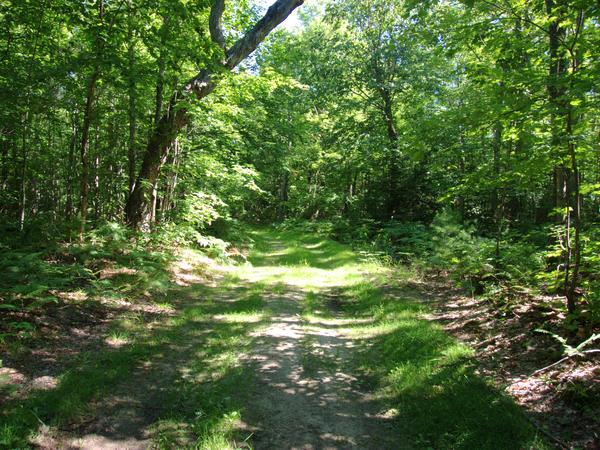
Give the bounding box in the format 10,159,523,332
125,0,304,229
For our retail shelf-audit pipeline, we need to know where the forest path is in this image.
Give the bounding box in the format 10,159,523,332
22,227,400,450
234,229,400,449
2,227,546,449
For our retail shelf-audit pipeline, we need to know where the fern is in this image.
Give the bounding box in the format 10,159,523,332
535,329,600,357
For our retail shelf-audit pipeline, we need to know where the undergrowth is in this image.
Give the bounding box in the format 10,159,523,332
0,221,251,344
319,211,599,332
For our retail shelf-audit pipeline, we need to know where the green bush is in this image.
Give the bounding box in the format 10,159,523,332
375,221,432,261
334,209,550,300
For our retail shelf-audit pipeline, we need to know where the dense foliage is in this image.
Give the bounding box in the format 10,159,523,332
1,0,599,329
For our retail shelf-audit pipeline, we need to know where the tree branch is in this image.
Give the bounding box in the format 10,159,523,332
185,0,303,99
531,349,600,376
209,0,226,50
225,0,304,69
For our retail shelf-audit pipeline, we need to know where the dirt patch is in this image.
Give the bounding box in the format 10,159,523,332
239,290,402,450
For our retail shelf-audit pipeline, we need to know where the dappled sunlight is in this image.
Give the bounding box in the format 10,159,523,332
1,227,549,449
244,228,389,289
34,433,151,450
105,334,132,348
302,315,376,329
213,311,268,324
347,321,404,339
231,232,402,448
237,265,368,288
0,253,271,449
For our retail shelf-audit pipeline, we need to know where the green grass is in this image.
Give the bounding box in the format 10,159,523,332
0,226,549,449
327,280,546,449
242,227,387,289
247,227,548,449
0,253,269,449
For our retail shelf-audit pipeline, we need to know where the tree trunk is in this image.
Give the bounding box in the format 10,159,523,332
0,126,12,194
597,123,600,213
155,15,168,126
564,11,585,313
79,0,104,238
546,0,568,217
127,0,137,194
380,86,400,219
545,0,585,314
125,0,304,229
18,112,28,231
93,152,101,221
66,113,77,225
564,111,582,313
457,129,467,217
492,121,503,258
161,137,181,218
278,168,290,220
78,68,100,238
281,171,289,203
491,122,502,213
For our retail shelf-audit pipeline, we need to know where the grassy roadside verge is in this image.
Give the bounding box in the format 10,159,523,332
340,278,548,449
0,248,269,449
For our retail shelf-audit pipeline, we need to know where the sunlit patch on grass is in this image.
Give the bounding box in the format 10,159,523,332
439,341,475,364
220,274,243,287
153,300,175,312
115,313,146,331
105,330,132,348
349,320,402,338
237,265,387,290
213,311,268,324
53,289,88,302
153,420,194,448
243,228,391,291
195,410,244,450
0,367,23,400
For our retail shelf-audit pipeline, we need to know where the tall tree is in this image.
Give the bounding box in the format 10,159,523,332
125,0,304,229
